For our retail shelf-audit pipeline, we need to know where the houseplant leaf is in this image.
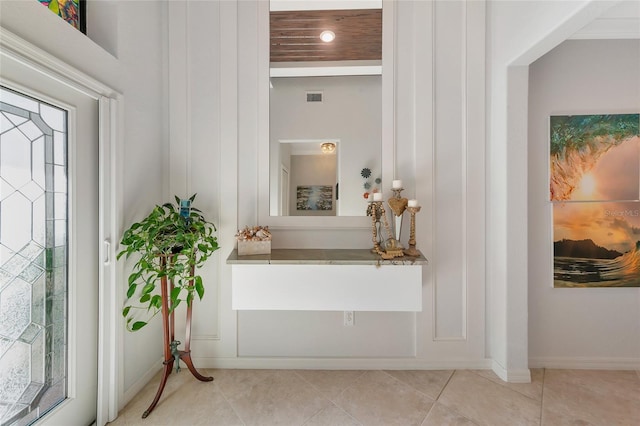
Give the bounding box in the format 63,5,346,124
117,194,220,331
195,276,204,300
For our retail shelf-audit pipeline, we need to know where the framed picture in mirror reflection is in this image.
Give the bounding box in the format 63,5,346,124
296,185,333,211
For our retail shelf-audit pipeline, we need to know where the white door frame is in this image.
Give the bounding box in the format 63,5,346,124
279,164,289,215
0,28,121,425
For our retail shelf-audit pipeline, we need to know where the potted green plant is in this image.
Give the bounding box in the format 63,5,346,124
117,194,219,331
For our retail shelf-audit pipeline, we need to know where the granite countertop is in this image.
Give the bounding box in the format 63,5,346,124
226,248,428,265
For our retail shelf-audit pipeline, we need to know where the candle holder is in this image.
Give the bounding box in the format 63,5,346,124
404,206,422,257
367,201,384,255
388,188,408,244
367,200,404,259
390,188,403,199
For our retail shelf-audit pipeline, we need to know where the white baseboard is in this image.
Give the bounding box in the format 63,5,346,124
529,356,640,370
121,357,163,408
192,356,493,371
491,360,531,383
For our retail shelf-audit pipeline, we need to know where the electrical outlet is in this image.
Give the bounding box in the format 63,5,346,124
344,311,354,326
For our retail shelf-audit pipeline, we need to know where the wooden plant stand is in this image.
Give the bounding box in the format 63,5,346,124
142,255,213,418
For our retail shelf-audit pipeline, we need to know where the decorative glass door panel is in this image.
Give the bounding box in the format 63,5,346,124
0,86,68,426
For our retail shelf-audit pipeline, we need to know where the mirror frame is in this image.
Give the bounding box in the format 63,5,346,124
257,0,396,228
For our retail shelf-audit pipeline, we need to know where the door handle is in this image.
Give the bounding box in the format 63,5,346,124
104,239,111,265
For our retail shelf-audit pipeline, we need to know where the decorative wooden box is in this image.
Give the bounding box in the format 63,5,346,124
237,240,271,256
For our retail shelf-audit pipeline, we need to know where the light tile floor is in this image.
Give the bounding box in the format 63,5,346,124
108,368,640,425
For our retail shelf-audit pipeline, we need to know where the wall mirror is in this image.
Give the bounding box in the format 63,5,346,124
258,0,394,226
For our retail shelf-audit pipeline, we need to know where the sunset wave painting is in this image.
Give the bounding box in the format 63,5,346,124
550,114,639,202
554,202,640,287
550,114,640,288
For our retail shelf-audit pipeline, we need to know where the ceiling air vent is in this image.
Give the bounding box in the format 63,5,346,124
306,91,323,103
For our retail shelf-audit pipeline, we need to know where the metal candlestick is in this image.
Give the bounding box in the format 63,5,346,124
367,200,404,259
367,201,384,255
390,188,404,199
404,206,422,257
388,188,408,244
379,201,403,258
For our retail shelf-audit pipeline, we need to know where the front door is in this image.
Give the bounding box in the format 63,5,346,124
0,50,99,426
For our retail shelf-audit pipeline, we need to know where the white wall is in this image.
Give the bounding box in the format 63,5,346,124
0,0,167,407
163,0,488,368
161,0,240,369
528,39,640,368
485,0,619,381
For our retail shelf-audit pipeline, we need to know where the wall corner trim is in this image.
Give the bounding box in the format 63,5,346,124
491,360,532,383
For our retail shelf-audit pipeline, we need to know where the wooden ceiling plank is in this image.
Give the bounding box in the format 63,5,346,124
270,8,382,63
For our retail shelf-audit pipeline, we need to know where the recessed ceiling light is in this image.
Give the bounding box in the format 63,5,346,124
319,30,335,43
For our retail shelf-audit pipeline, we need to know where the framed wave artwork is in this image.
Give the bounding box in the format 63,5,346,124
550,114,640,288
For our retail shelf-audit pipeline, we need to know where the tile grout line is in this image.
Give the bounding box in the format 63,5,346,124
377,370,451,426
292,369,365,425
211,369,249,426
291,369,366,405
539,368,546,426
218,393,247,426
432,370,481,426
293,376,333,426
378,369,447,401
328,369,369,404
299,400,363,426
417,406,433,425
468,368,542,403
280,369,333,425
434,369,456,401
